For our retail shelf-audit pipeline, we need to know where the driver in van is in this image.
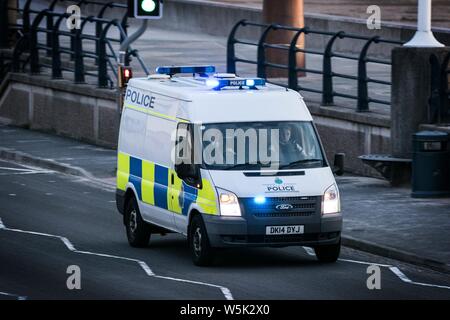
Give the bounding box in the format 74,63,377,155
279,124,305,164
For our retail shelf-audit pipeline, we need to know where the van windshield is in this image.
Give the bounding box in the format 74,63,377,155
199,121,325,171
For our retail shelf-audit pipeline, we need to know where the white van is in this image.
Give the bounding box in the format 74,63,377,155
116,66,343,266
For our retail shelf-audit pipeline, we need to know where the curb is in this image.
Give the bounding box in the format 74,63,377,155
342,235,450,274
1,147,449,274
0,148,117,190
0,148,93,179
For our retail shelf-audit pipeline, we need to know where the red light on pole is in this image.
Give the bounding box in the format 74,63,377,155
118,65,133,88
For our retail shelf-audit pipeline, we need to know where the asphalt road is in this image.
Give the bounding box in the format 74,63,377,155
1,159,450,300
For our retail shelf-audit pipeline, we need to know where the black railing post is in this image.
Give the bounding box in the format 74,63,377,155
98,20,117,88
96,2,112,65
322,31,345,106
46,0,60,57
30,11,48,74
429,54,441,123
226,20,246,74
74,17,93,84
288,28,307,90
12,37,26,72
51,14,67,79
98,36,108,87
257,24,277,79
0,0,9,48
357,36,379,112
439,53,450,123
23,0,33,36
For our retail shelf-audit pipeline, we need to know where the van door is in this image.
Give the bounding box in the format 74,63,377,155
169,122,195,234
140,105,176,230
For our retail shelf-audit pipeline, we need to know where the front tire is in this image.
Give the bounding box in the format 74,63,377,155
125,196,151,247
189,214,214,266
314,239,341,263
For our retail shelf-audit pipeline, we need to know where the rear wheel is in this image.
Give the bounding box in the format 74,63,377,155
314,239,341,263
125,196,151,247
189,214,214,266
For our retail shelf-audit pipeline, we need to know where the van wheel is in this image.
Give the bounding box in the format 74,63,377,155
189,215,214,266
314,239,341,263
125,197,151,247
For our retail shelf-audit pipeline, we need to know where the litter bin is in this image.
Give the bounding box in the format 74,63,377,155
412,131,450,198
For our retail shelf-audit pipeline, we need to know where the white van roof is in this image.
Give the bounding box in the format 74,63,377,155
127,75,313,123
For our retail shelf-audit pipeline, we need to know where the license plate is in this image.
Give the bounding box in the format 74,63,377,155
265,225,304,235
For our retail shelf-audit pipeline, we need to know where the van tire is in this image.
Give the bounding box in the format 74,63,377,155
125,196,151,248
314,239,341,263
189,214,214,266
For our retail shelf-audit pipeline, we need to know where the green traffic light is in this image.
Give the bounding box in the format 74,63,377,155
141,0,156,12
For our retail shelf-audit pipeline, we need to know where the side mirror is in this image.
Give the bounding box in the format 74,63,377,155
175,163,199,181
333,153,345,176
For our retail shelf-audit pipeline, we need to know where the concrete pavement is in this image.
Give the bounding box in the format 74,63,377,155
1,124,449,273
200,0,450,29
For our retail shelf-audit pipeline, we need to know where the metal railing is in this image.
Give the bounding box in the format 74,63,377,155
1,0,149,88
227,20,404,112
429,53,450,124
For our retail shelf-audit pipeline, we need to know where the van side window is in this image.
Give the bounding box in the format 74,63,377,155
175,123,193,165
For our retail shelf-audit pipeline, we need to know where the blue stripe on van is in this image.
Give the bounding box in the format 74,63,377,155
129,157,142,200
154,164,168,209
181,182,198,216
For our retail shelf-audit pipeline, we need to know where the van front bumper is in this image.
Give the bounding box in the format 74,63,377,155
202,213,342,248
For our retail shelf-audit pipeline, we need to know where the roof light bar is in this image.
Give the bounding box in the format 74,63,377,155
156,65,216,76
205,78,266,90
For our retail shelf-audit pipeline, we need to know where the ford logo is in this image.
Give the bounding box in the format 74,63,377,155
275,204,293,211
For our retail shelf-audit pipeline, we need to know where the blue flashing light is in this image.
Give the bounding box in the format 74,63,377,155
205,78,266,91
245,79,255,87
156,65,216,76
206,79,220,88
254,196,266,204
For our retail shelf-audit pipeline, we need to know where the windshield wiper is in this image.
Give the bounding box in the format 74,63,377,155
278,159,323,169
221,163,260,170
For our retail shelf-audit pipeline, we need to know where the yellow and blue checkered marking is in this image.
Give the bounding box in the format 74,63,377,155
117,152,218,215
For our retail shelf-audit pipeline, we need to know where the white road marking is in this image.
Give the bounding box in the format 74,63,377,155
0,291,27,300
8,194,16,197
389,267,450,290
302,244,450,290
302,246,316,256
0,218,234,300
0,166,32,172
17,139,50,143
339,258,392,268
0,166,54,176
0,171,54,176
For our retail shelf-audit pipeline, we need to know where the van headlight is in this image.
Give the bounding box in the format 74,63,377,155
217,188,241,217
322,183,340,215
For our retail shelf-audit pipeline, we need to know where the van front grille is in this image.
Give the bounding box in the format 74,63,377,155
240,196,320,217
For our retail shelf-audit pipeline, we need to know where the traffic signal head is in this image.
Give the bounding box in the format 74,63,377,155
118,65,133,88
129,0,163,19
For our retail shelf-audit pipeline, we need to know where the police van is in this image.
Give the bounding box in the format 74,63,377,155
116,66,343,266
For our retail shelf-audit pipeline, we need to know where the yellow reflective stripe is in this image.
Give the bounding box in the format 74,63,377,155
142,160,155,205
168,169,183,214
197,179,218,215
124,103,189,123
117,152,130,191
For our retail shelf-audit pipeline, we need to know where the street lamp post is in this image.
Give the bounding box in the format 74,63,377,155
404,0,444,47
262,0,305,78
